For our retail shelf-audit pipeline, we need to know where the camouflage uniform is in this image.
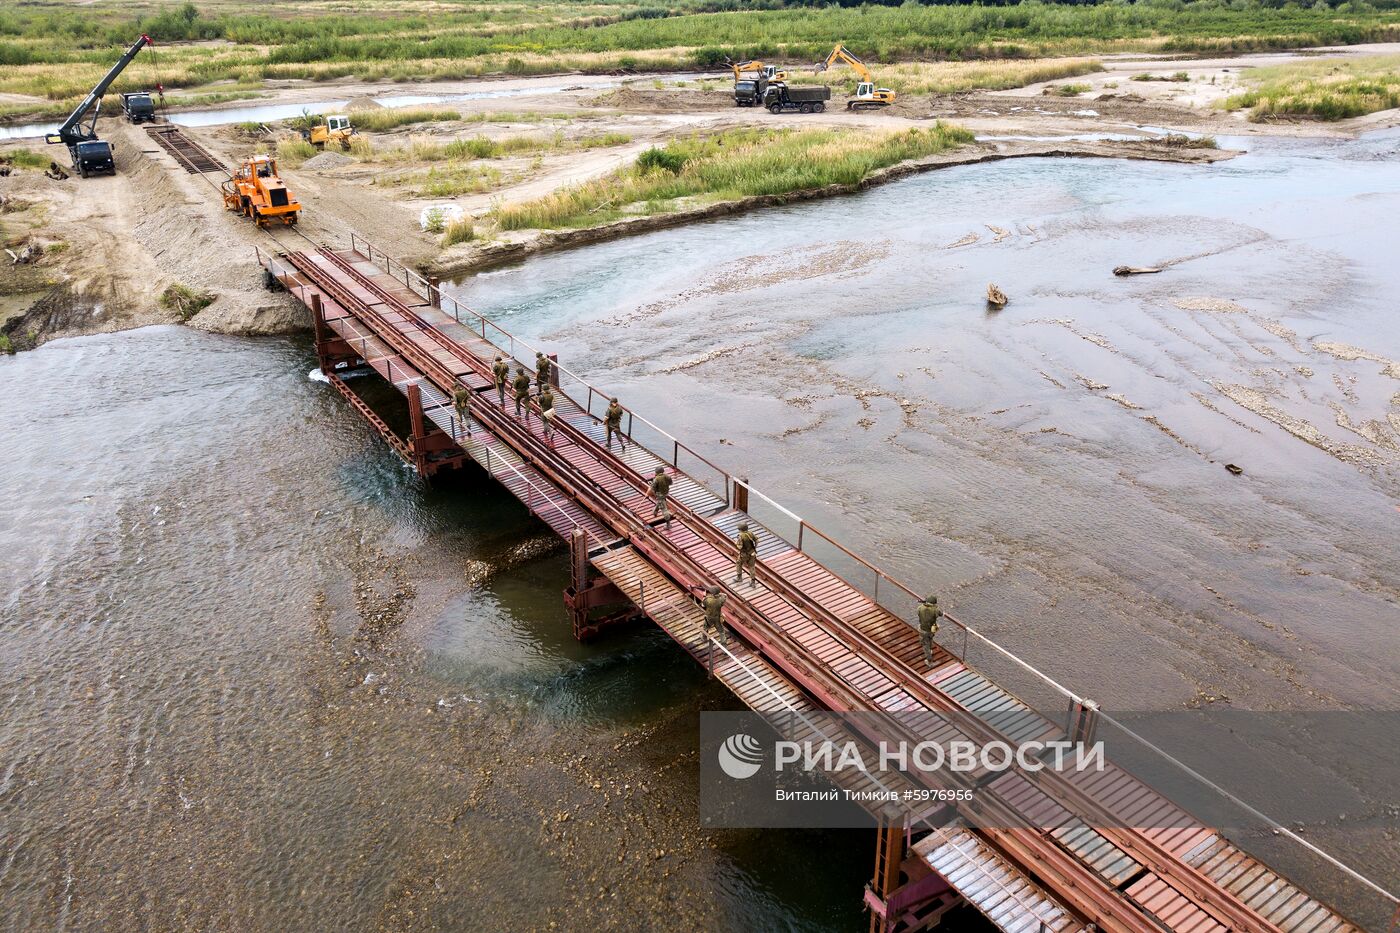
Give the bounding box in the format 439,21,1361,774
492,357,510,407
917,595,942,665
734,522,758,587
700,586,729,645
538,387,556,442
649,467,673,523
512,368,532,419
605,399,626,450
535,352,552,389
452,386,472,438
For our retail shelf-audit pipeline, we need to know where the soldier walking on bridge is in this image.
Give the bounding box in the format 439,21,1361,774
605,397,627,451
535,351,552,389
693,584,729,646
513,366,532,421
917,594,942,666
493,355,509,407
649,465,673,526
733,521,758,588
452,385,472,439
538,386,556,446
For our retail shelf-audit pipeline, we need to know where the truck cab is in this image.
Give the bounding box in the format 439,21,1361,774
70,140,116,177
734,80,761,107
122,92,156,123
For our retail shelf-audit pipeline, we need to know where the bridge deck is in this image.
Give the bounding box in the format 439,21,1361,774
261,243,1365,933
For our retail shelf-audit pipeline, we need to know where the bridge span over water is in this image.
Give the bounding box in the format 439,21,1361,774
258,236,1386,933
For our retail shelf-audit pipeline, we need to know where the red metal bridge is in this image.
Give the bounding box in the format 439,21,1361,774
258,237,1389,933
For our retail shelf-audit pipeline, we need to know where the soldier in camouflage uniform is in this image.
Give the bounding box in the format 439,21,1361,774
733,521,758,588
697,584,729,645
917,594,942,665
535,351,552,389
492,355,510,407
649,466,673,525
512,366,532,420
604,397,626,450
452,385,472,439
538,386,556,445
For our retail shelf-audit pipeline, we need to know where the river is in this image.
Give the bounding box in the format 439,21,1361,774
2,131,1397,929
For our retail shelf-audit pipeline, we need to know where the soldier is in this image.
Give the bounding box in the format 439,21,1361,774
917,594,942,665
696,584,729,645
538,386,556,445
649,466,673,525
492,355,510,407
535,351,552,389
452,385,472,439
604,397,626,450
733,521,758,588
512,366,532,420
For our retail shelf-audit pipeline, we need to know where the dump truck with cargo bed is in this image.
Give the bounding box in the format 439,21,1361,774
764,84,830,114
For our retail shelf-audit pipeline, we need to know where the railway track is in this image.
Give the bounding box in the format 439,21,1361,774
144,124,225,174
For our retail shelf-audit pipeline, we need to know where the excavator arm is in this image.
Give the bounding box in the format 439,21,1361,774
816,44,874,84
47,34,152,147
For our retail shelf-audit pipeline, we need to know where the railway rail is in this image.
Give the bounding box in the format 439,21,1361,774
143,124,225,174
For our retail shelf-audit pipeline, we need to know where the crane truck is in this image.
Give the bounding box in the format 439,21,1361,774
45,34,155,178
815,44,897,110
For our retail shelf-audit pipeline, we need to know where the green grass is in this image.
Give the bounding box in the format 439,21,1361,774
276,138,318,166
344,107,461,132
0,333,13,355
2,148,50,169
1133,71,1191,82
1223,53,1400,120
4,1,1400,117
1160,133,1219,149
1052,83,1092,97
442,218,476,246
492,122,973,231
787,58,1104,96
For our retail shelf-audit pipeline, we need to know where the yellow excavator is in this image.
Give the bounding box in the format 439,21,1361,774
730,59,786,84
815,44,896,110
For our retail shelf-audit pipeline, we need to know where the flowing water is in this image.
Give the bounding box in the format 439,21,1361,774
2,131,1398,929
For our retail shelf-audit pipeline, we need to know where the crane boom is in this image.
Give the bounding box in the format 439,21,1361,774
47,34,153,147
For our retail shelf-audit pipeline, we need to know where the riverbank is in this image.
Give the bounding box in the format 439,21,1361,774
428,136,1236,278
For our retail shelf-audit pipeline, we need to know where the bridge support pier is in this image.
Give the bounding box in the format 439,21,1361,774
563,529,642,640
405,382,467,481
310,293,359,375
864,822,961,933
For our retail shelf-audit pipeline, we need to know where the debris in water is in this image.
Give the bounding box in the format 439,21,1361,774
1114,265,1163,276
1225,463,1244,475
986,284,1008,308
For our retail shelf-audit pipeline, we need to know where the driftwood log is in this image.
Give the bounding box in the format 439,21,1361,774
986,283,1008,308
1114,265,1163,276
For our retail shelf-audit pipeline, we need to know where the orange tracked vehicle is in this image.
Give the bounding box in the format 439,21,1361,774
221,155,301,226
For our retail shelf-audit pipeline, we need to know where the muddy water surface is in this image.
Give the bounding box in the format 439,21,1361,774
0,329,870,930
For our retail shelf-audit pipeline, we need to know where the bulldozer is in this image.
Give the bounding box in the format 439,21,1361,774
815,44,897,109
300,114,356,149
221,155,301,227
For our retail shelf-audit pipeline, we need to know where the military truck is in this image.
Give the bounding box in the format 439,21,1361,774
764,84,831,114
121,92,156,123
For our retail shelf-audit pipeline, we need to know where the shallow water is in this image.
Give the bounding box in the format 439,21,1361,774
0,328,871,930
0,76,633,140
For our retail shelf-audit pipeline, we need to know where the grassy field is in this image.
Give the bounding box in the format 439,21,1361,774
4,0,1400,121
787,57,1103,95
490,122,973,230
1223,53,1400,120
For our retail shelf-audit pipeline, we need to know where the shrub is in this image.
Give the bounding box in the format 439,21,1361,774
159,283,215,321
276,138,318,166
2,148,49,169
442,218,474,246
636,146,687,173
